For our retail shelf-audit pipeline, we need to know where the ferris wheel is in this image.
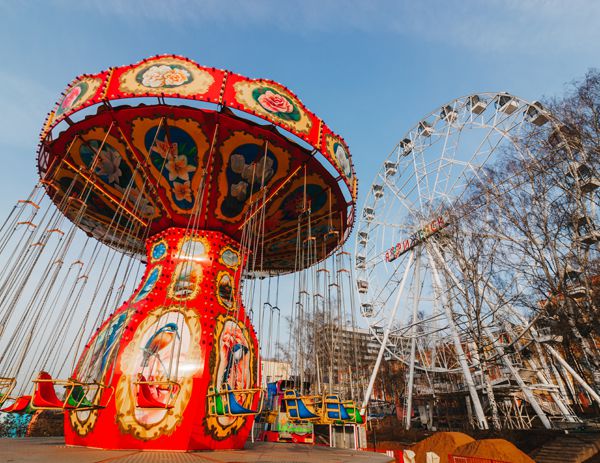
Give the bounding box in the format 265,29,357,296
354,92,600,430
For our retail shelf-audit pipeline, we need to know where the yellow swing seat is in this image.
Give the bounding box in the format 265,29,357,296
64,380,114,410
282,389,321,422
0,377,16,407
207,385,263,417
321,394,355,424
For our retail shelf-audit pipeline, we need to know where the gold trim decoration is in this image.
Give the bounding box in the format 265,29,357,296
218,245,240,270
325,133,353,180
150,238,168,262
68,408,100,437
215,270,235,311
233,80,312,135
119,57,214,97
56,76,102,117
115,305,202,441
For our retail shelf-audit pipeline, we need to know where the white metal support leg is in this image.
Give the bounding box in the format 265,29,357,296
499,295,599,413
487,283,578,423
432,246,552,429
426,246,489,430
360,251,415,415
405,251,422,430
546,344,600,406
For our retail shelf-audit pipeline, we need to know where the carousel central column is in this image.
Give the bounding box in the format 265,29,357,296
65,227,260,450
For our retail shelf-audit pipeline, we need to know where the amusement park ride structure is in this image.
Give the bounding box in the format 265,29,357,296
1,55,599,452
0,55,357,450
355,93,600,431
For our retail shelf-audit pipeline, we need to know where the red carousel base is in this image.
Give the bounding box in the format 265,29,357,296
64,228,260,450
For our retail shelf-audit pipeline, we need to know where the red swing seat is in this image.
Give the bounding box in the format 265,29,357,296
135,375,179,409
31,371,71,409
0,395,32,413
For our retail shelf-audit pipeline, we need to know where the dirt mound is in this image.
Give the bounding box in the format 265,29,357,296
376,440,406,450
454,438,534,463
408,432,475,463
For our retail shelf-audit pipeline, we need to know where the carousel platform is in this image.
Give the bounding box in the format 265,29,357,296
0,438,393,463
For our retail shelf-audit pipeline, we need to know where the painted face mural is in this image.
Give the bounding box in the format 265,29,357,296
205,316,256,439
116,306,202,441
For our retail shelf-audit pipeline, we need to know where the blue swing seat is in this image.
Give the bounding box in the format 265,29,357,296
283,389,320,421
323,394,352,422
208,384,262,416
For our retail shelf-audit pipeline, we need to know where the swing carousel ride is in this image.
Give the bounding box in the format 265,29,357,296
0,55,356,450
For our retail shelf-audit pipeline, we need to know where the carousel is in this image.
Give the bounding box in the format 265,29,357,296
0,55,356,451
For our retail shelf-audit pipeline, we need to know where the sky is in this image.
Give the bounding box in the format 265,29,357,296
1,0,599,209
0,1,598,335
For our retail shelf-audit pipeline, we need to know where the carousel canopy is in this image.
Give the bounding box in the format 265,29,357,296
37,55,356,272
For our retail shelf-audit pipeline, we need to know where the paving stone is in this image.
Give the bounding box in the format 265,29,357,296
0,439,393,463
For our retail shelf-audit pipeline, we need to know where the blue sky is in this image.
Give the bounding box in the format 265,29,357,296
1,0,599,212
0,0,598,365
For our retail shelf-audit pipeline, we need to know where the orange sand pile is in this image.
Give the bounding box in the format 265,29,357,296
408,432,475,463
376,441,406,450
454,439,534,463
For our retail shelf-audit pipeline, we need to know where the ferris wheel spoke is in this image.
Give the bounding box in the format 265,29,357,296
368,252,413,307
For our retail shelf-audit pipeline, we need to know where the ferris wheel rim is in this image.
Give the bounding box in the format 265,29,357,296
354,91,569,371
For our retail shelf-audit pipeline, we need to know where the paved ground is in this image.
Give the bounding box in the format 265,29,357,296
0,438,393,463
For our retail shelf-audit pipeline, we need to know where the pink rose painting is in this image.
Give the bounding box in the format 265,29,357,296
257,90,293,114
61,85,82,111
252,87,301,122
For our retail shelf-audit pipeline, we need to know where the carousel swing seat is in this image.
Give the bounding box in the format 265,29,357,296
134,375,179,409
207,384,262,416
31,371,73,410
70,380,114,410
0,377,17,406
64,381,113,410
343,401,364,424
282,390,320,421
0,395,33,414
322,395,352,423
66,384,94,408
